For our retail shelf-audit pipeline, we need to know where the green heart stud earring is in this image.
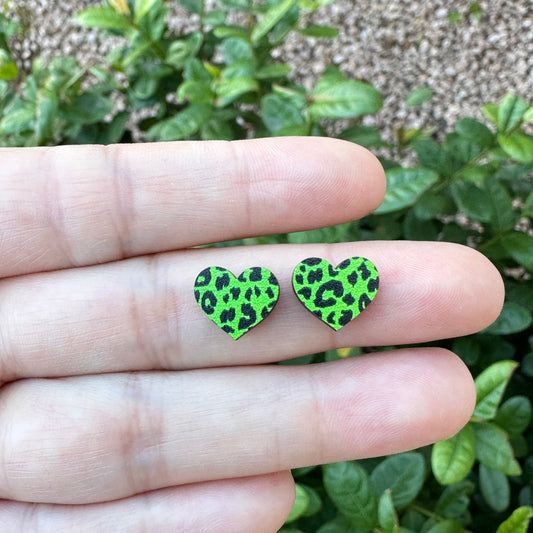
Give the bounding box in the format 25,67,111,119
292,257,379,330
194,266,280,340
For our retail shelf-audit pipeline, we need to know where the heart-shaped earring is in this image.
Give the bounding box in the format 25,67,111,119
292,257,379,330
194,266,279,340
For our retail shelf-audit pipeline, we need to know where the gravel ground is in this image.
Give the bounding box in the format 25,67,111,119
5,0,533,141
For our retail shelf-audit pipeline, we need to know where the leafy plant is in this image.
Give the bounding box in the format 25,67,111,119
1,1,533,532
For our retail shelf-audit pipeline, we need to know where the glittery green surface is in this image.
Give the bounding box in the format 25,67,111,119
293,257,379,330
194,266,279,340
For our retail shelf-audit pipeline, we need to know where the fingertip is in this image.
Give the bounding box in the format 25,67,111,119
451,243,505,331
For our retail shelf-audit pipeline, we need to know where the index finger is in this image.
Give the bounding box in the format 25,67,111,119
0,137,385,277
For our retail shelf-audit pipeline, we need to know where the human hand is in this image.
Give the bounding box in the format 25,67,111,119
0,137,503,532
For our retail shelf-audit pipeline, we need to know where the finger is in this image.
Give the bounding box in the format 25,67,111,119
0,241,503,380
0,137,384,277
0,348,475,504
0,472,294,533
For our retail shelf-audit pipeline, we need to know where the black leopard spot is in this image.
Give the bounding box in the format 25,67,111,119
313,309,323,319
359,293,371,312
269,272,279,286
254,286,261,297
368,277,379,292
195,268,212,287
307,269,323,284
295,273,304,285
201,291,217,315
342,294,355,306
338,259,351,269
249,267,262,282
266,287,274,298
238,303,257,330
222,324,235,334
303,257,322,266
261,306,270,318
298,287,312,300
328,264,338,277
220,308,236,323
230,287,241,300
216,273,230,290
245,288,253,301
347,270,358,285
326,311,336,324
194,289,200,302
223,294,229,303
339,309,353,326
314,280,344,308
358,262,371,280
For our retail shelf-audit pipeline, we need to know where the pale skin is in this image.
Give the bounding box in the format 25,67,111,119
0,137,504,531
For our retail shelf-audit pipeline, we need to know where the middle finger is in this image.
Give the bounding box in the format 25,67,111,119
0,240,502,380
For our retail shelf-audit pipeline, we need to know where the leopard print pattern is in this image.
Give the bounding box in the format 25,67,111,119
293,257,379,330
194,266,279,340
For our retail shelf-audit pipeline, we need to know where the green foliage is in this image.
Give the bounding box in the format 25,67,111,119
1,2,533,532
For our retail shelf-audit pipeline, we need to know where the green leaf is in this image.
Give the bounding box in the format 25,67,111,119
435,481,475,519
216,77,259,106
484,177,516,231
166,40,194,69
479,463,510,512
35,88,58,144
255,63,291,79
498,133,533,163
338,125,388,149
378,490,398,533
370,453,425,508
309,79,382,119
177,80,215,104
496,506,533,533
484,302,532,335
285,483,310,523
374,168,438,214
425,520,464,533
63,92,114,125
495,396,532,436
450,181,491,223
251,0,297,43
524,106,533,123
261,92,305,133
473,422,522,476
503,232,533,272
134,0,159,22
483,102,499,125
405,87,433,107
300,484,322,517
455,117,495,148
97,110,129,144
0,51,17,80
431,424,476,485
0,104,34,134
413,139,459,177
220,37,254,63
413,191,454,220
298,24,339,38
147,104,212,141
74,7,132,31
179,0,203,13
201,10,227,25
316,515,364,533
473,360,518,420
497,94,530,132
216,0,250,10
323,461,378,531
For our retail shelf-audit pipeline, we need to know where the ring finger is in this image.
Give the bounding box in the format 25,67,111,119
0,240,503,380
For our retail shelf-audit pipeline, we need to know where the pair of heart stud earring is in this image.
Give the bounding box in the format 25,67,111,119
194,256,379,340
